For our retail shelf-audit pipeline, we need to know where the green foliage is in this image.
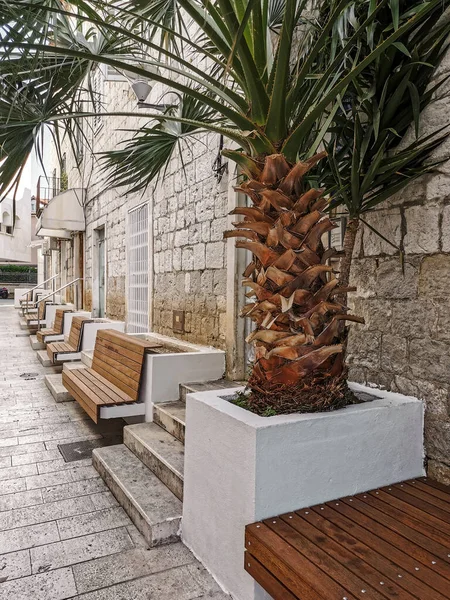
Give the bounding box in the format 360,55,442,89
0,264,37,273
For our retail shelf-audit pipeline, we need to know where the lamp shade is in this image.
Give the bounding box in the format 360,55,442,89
131,79,152,102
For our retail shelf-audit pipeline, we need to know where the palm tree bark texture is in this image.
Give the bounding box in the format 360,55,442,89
225,152,364,415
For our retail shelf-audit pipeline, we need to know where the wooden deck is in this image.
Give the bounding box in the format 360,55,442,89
245,477,450,599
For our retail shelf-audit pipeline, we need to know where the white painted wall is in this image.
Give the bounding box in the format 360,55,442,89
0,189,32,263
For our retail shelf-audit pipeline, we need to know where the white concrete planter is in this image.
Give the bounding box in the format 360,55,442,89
130,332,225,421
182,382,424,600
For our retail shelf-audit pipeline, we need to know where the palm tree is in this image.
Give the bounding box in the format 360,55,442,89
0,0,449,413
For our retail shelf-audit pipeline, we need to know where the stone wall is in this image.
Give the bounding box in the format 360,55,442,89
347,55,450,484
60,73,229,346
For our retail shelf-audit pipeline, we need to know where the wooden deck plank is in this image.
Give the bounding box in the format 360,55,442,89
358,491,450,558
264,517,391,600
290,510,431,600
244,555,298,600
341,496,450,579
278,512,413,599
411,479,450,504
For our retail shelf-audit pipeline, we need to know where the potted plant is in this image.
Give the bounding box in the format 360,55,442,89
0,1,448,598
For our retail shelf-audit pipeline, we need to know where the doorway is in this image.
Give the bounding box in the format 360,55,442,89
94,226,106,318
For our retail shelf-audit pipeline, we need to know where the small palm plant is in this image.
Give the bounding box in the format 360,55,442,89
0,0,449,413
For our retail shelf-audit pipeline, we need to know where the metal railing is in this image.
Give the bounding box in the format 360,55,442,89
37,278,84,328
21,274,59,315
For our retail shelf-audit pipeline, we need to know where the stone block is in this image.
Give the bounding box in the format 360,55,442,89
362,209,402,256
205,242,224,269
419,254,450,297
427,460,450,485
193,244,206,271
391,376,450,417
424,417,450,463
380,334,408,373
441,204,450,252
181,247,194,271
375,257,419,299
404,204,440,254
409,337,450,384
346,329,381,370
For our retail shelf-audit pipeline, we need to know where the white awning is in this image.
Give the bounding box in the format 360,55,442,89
36,188,85,237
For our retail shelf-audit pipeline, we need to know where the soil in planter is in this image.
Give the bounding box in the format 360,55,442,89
222,385,377,417
147,344,189,354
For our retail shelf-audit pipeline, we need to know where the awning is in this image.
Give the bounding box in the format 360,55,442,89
36,188,85,237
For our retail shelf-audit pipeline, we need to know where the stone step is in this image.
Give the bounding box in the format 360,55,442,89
30,335,45,350
45,373,73,403
37,349,62,370
153,401,186,444
124,423,184,501
92,444,182,547
19,319,34,331
81,350,93,368
179,379,246,403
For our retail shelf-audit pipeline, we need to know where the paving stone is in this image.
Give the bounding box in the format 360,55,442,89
57,506,131,540
0,549,31,582
0,566,77,600
42,478,108,503
26,465,98,490
0,521,59,553
0,457,11,469
74,563,222,600
0,442,46,458
73,543,195,594
12,449,62,466
89,492,119,510
0,463,38,481
30,527,134,574
37,457,92,475
0,478,27,495
0,488,43,512
0,495,97,531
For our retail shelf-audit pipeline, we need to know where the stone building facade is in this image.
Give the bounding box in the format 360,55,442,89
43,52,450,483
347,55,450,484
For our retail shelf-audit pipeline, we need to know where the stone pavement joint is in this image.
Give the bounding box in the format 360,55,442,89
0,306,229,600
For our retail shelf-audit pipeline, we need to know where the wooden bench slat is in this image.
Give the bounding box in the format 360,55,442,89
359,492,450,555
81,368,131,403
93,349,142,384
377,487,450,535
276,512,411,600
313,504,449,598
290,510,436,600
91,358,139,399
62,373,100,423
96,328,160,352
95,337,144,370
244,555,298,600
76,369,133,406
246,525,335,599
265,517,388,600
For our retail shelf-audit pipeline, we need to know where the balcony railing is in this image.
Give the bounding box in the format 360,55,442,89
36,176,62,217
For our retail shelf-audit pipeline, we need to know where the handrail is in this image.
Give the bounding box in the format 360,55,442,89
38,278,83,304
20,273,59,298
37,278,84,329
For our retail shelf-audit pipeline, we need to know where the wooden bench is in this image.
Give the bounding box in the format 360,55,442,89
62,329,161,423
24,301,48,326
46,315,93,363
245,477,450,600
36,308,73,343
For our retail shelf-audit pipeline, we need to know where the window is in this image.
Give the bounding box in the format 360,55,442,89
92,66,105,132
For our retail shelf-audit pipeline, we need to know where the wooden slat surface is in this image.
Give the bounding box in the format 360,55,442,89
245,478,450,600
91,330,155,401
62,366,137,424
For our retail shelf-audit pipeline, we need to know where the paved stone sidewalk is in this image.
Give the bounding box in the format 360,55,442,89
0,306,228,599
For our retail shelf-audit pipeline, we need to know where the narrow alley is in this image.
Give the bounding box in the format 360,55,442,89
0,306,226,600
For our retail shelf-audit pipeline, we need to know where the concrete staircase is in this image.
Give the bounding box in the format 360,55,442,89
92,380,241,548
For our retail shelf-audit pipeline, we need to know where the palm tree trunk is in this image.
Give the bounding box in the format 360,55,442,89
225,153,363,415
339,218,360,290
